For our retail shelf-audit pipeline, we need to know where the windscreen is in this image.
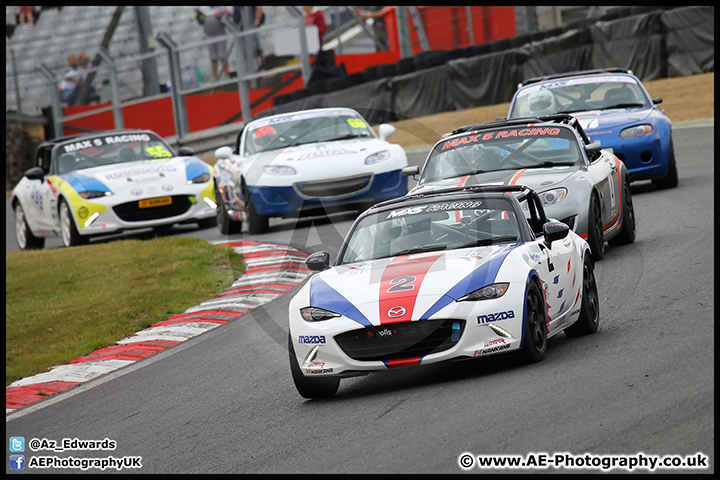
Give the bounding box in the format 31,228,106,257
244,111,375,155
419,126,582,185
509,75,649,117
340,197,521,264
56,132,174,174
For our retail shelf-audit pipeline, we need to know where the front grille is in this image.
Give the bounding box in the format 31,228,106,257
113,196,192,222
294,174,372,199
334,319,465,361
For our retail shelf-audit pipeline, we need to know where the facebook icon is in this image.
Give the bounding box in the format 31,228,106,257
10,454,25,470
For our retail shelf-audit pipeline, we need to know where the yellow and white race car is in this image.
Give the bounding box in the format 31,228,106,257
11,129,216,249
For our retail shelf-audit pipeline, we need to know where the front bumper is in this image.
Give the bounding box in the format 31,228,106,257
289,286,528,377
75,192,216,236
587,132,668,182
250,169,408,218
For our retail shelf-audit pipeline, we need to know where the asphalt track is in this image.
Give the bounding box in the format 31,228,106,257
5,124,714,473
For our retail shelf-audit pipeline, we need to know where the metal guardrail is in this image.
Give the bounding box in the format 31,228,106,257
32,13,316,153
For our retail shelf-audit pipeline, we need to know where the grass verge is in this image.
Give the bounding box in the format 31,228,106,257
5,236,245,386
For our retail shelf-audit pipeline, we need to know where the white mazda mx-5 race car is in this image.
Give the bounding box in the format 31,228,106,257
288,185,600,399
213,107,409,235
11,129,216,249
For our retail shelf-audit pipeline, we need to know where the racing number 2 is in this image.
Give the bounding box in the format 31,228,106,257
388,276,416,293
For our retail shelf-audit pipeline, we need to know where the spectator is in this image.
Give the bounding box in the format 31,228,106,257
18,6,34,24
303,6,327,50
199,6,232,82
356,6,389,51
77,52,99,103
233,6,265,72
58,54,83,108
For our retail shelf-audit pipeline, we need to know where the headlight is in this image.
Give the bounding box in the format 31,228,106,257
263,165,297,175
188,173,210,184
619,124,653,140
365,150,391,165
78,190,111,199
538,188,568,207
456,283,509,302
300,307,341,322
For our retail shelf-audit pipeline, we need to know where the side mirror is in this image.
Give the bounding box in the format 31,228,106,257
402,166,419,177
178,146,195,157
24,166,45,181
652,97,663,105
305,251,331,271
543,221,570,248
585,140,602,154
214,146,233,160
377,123,395,140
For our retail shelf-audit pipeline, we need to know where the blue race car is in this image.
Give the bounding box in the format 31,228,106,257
507,68,677,189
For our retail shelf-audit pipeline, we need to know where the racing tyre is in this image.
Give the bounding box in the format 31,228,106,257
608,176,636,246
14,203,45,250
519,281,547,363
652,140,679,190
586,193,605,261
59,199,89,247
246,193,269,235
216,187,241,235
564,258,600,337
288,333,340,399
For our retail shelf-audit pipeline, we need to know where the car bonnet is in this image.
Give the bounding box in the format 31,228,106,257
414,167,581,194
307,244,520,326
58,156,195,195
571,107,653,132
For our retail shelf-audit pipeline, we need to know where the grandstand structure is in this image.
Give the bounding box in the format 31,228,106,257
6,6,625,121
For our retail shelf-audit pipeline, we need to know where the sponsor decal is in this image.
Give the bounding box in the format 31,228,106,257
297,146,357,160
62,134,153,153
386,201,485,219
347,118,367,128
298,335,326,344
103,133,152,144
30,187,43,211
268,115,296,125
104,165,177,180
441,128,561,151
305,368,334,374
477,310,515,324
474,343,511,356
387,206,425,218
528,252,542,265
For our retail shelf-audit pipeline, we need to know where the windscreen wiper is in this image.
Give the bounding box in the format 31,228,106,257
600,103,644,110
443,169,487,180
523,161,577,169
458,236,518,248
326,134,365,142
380,244,448,259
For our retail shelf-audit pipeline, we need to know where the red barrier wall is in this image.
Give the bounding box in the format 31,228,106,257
62,6,515,137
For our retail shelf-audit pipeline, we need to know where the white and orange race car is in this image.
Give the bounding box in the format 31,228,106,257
288,185,599,399
405,114,636,261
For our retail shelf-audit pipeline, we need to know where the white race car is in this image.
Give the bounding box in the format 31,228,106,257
213,107,409,234
288,185,599,399
11,129,216,249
